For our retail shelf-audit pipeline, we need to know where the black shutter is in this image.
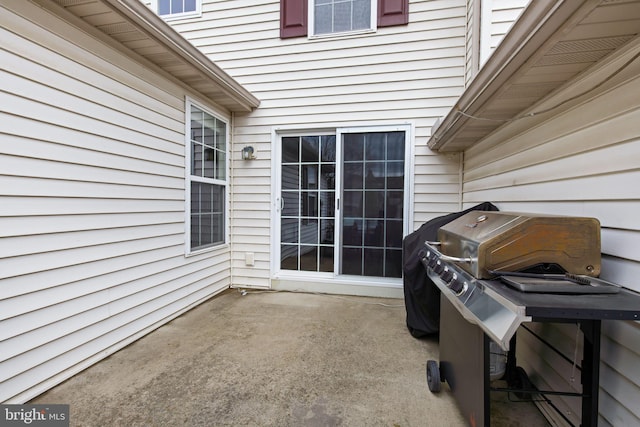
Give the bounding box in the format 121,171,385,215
280,0,308,38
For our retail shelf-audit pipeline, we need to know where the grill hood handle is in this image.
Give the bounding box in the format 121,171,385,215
425,241,476,263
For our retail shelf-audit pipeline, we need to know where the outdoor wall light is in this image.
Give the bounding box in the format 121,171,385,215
241,146,256,160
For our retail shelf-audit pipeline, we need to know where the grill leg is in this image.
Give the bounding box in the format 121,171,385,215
580,320,601,427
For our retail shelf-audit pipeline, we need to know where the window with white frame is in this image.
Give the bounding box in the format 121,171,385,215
187,102,227,252
312,0,376,36
155,0,201,19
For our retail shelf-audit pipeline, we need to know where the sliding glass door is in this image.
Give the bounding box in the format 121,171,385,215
277,126,408,280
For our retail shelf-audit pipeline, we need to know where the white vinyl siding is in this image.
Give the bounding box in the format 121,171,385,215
161,0,468,290
462,59,640,426
0,1,231,403
464,0,529,84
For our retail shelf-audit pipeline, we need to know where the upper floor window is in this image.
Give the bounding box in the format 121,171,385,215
312,0,375,36
280,0,408,39
154,0,201,20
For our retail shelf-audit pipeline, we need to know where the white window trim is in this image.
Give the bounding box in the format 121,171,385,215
184,98,230,256
151,0,202,21
308,0,378,39
270,122,415,283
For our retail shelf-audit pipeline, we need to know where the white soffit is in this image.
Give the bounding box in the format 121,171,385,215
428,0,640,152
47,0,260,113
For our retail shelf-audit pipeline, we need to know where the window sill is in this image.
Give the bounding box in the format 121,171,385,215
185,243,229,258
161,11,202,22
308,28,376,40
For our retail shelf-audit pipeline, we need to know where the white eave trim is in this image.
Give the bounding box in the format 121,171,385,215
427,0,598,152
102,0,260,112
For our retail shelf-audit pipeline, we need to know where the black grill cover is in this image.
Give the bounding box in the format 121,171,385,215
402,202,499,337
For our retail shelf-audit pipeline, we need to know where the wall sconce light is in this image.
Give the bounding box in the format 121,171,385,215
241,146,256,160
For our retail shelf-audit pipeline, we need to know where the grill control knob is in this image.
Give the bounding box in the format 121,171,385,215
433,260,444,275
428,255,438,269
440,267,454,283
449,278,468,296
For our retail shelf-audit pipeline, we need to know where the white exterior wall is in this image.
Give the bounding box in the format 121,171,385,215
159,0,472,290
462,57,640,426
464,0,529,84
0,1,232,403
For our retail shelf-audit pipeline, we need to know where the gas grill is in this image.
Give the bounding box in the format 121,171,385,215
418,211,640,427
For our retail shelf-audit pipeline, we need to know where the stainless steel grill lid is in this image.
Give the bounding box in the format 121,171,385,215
437,211,601,279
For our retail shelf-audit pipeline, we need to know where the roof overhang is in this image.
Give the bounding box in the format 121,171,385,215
45,0,260,113
428,0,640,152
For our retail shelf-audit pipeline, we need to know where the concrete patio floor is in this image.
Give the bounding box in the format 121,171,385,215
31,289,549,426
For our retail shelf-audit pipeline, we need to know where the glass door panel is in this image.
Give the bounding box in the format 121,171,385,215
340,131,404,278
280,135,336,272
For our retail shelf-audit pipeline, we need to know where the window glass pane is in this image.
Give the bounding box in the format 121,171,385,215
302,165,318,190
282,191,300,216
321,136,336,162
385,249,403,278
343,163,363,189
301,136,320,162
334,1,351,33
315,3,332,34
300,220,319,244
203,147,214,178
190,214,200,248
364,190,384,218
185,0,196,12
387,162,404,189
320,165,335,190
158,0,170,15
385,220,403,248
281,218,299,243
203,116,214,147
192,144,202,176
364,219,383,246
320,191,335,214
300,247,318,271
212,212,224,244
342,191,362,217
365,133,385,160
386,132,405,160
342,218,363,246
343,134,364,160
215,150,225,180
282,137,299,163
386,191,403,218
364,163,384,189
319,246,334,272
281,165,300,190
342,247,362,275
353,0,370,29
364,249,384,276
320,219,334,244
281,245,299,270
171,0,182,14
201,214,213,246
302,191,318,217
215,119,226,151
